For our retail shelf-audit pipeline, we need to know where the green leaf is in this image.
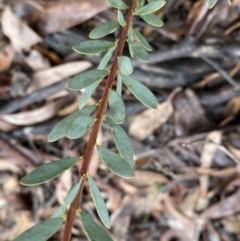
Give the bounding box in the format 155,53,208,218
105,117,135,167
79,81,101,109
68,70,108,90
133,28,152,51
128,25,134,43
13,218,63,241
65,116,95,139
141,13,164,27
127,26,135,57
134,1,166,15
118,10,126,26
89,21,120,39
209,0,218,8
88,174,110,228
106,0,129,10
80,210,113,241
137,0,145,8
52,178,83,218
128,44,134,58
77,105,97,115
97,145,134,178
21,157,79,186
48,106,96,142
131,43,150,62
121,74,158,109
116,73,122,96
108,90,126,124
98,46,116,70
73,40,115,55
118,56,133,75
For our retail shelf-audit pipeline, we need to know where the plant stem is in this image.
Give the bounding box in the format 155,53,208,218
61,1,137,240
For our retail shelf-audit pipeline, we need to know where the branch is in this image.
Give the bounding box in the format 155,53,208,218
61,1,137,240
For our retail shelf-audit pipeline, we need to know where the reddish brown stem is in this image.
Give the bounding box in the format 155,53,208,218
61,1,137,240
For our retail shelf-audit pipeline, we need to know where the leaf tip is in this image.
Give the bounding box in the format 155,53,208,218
105,222,111,229
20,179,32,186
47,135,56,143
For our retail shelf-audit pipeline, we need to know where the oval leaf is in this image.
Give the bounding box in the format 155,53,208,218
209,0,218,8
121,74,158,109
131,43,150,62
79,80,101,109
73,40,115,55
106,0,129,10
118,56,133,75
52,178,83,218
80,210,113,241
98,46,116,70
105,117,134,167
48,106,96,142
116,73,122,96
109,90,126,124
68,70,108,90
88,174,110,228
97,145,134,178
133,28,152,51
13,218,63,241
141,13,164,27
128,25,134,43
89,21,120,39
134,1,166,15
128,26,134,56
128,44,134,58
65,116,95,139
21,157,79,186
137,0,145,8
118,10,126,26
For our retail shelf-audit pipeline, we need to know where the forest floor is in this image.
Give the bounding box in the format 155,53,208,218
1,0,240,240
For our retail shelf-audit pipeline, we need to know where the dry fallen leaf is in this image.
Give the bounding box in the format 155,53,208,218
162,194,196,240
161,229,190,241
180,188,200,218
117,179,138,195
0,44,15,72
0,119,17,132
186,0,209,37
27,61,92,94
226,142,240,160
28,0,110,35
225,96,240,117
0,99,64,126
201,189,240,220
197,131,222,211
56,93,80,117
3,175,19,194
0,211,32,241
221,216,240,234
56,169,72,205
0,160,21,173
110,203,133,239
23,49,50,71
129,88,181,140
2,6,42,52
0,138,35,167
125,170,169,187
174,88,209,136
111,186,163,239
